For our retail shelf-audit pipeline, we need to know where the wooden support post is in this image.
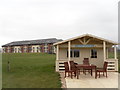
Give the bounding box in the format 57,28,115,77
68,41,71,61
68,41,71,70
103,41,106,61
114,45,117,59
56,45,59,60
106,47,108,59
56,45,59,72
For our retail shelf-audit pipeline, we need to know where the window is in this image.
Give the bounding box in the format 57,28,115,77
91,49,97,58
36,47,39,52
74,50,80,57
67,50,73,57
24,48,26,52
37,47,39,50
44,46,48,49
67,50,80,58
18,48,21,51
28,47,32,51
14,48,17,53
11,48,14,52
40,47,42,49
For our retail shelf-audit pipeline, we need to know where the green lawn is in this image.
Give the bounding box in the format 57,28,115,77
2,53,61,88
2,51,120,88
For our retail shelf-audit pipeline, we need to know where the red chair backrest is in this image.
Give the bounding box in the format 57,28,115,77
69,61,76,71
83,58,89,65
64,62,69,71
103,62,108,71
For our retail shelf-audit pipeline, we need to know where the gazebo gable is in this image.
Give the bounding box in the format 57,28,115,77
54,34,118,46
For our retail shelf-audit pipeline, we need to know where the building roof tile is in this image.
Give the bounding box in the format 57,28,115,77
2,38,62,47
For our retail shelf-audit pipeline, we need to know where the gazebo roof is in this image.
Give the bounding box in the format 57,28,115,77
54,34,118,45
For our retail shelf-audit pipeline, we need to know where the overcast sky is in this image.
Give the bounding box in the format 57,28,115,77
0,0,119,47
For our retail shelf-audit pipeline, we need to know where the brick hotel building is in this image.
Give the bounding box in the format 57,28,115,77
2,38,62,53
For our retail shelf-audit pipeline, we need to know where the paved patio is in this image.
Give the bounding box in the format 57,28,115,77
65,72,118,88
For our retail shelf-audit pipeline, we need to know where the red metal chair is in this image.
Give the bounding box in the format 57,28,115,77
96,62,108,78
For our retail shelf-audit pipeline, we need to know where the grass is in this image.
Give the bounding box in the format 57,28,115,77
108,52,114,58
2,51,120,88
2,53,61,88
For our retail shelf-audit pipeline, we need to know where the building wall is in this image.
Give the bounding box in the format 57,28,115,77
58,47,104,67
22,46,27,53
2,43,55,53
14,46,21,53
44,44,48,53
2,47,5,53
31,45,41,53
2,47,11,53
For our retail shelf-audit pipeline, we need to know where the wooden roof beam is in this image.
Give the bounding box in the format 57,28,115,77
78,39,84,44
85,38,91,44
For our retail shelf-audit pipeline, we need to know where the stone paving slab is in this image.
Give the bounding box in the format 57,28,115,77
65,72,118,88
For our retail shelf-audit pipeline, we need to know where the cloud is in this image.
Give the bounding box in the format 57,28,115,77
0,0,118,47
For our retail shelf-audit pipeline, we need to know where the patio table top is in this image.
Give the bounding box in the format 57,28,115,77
76,64,97,79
